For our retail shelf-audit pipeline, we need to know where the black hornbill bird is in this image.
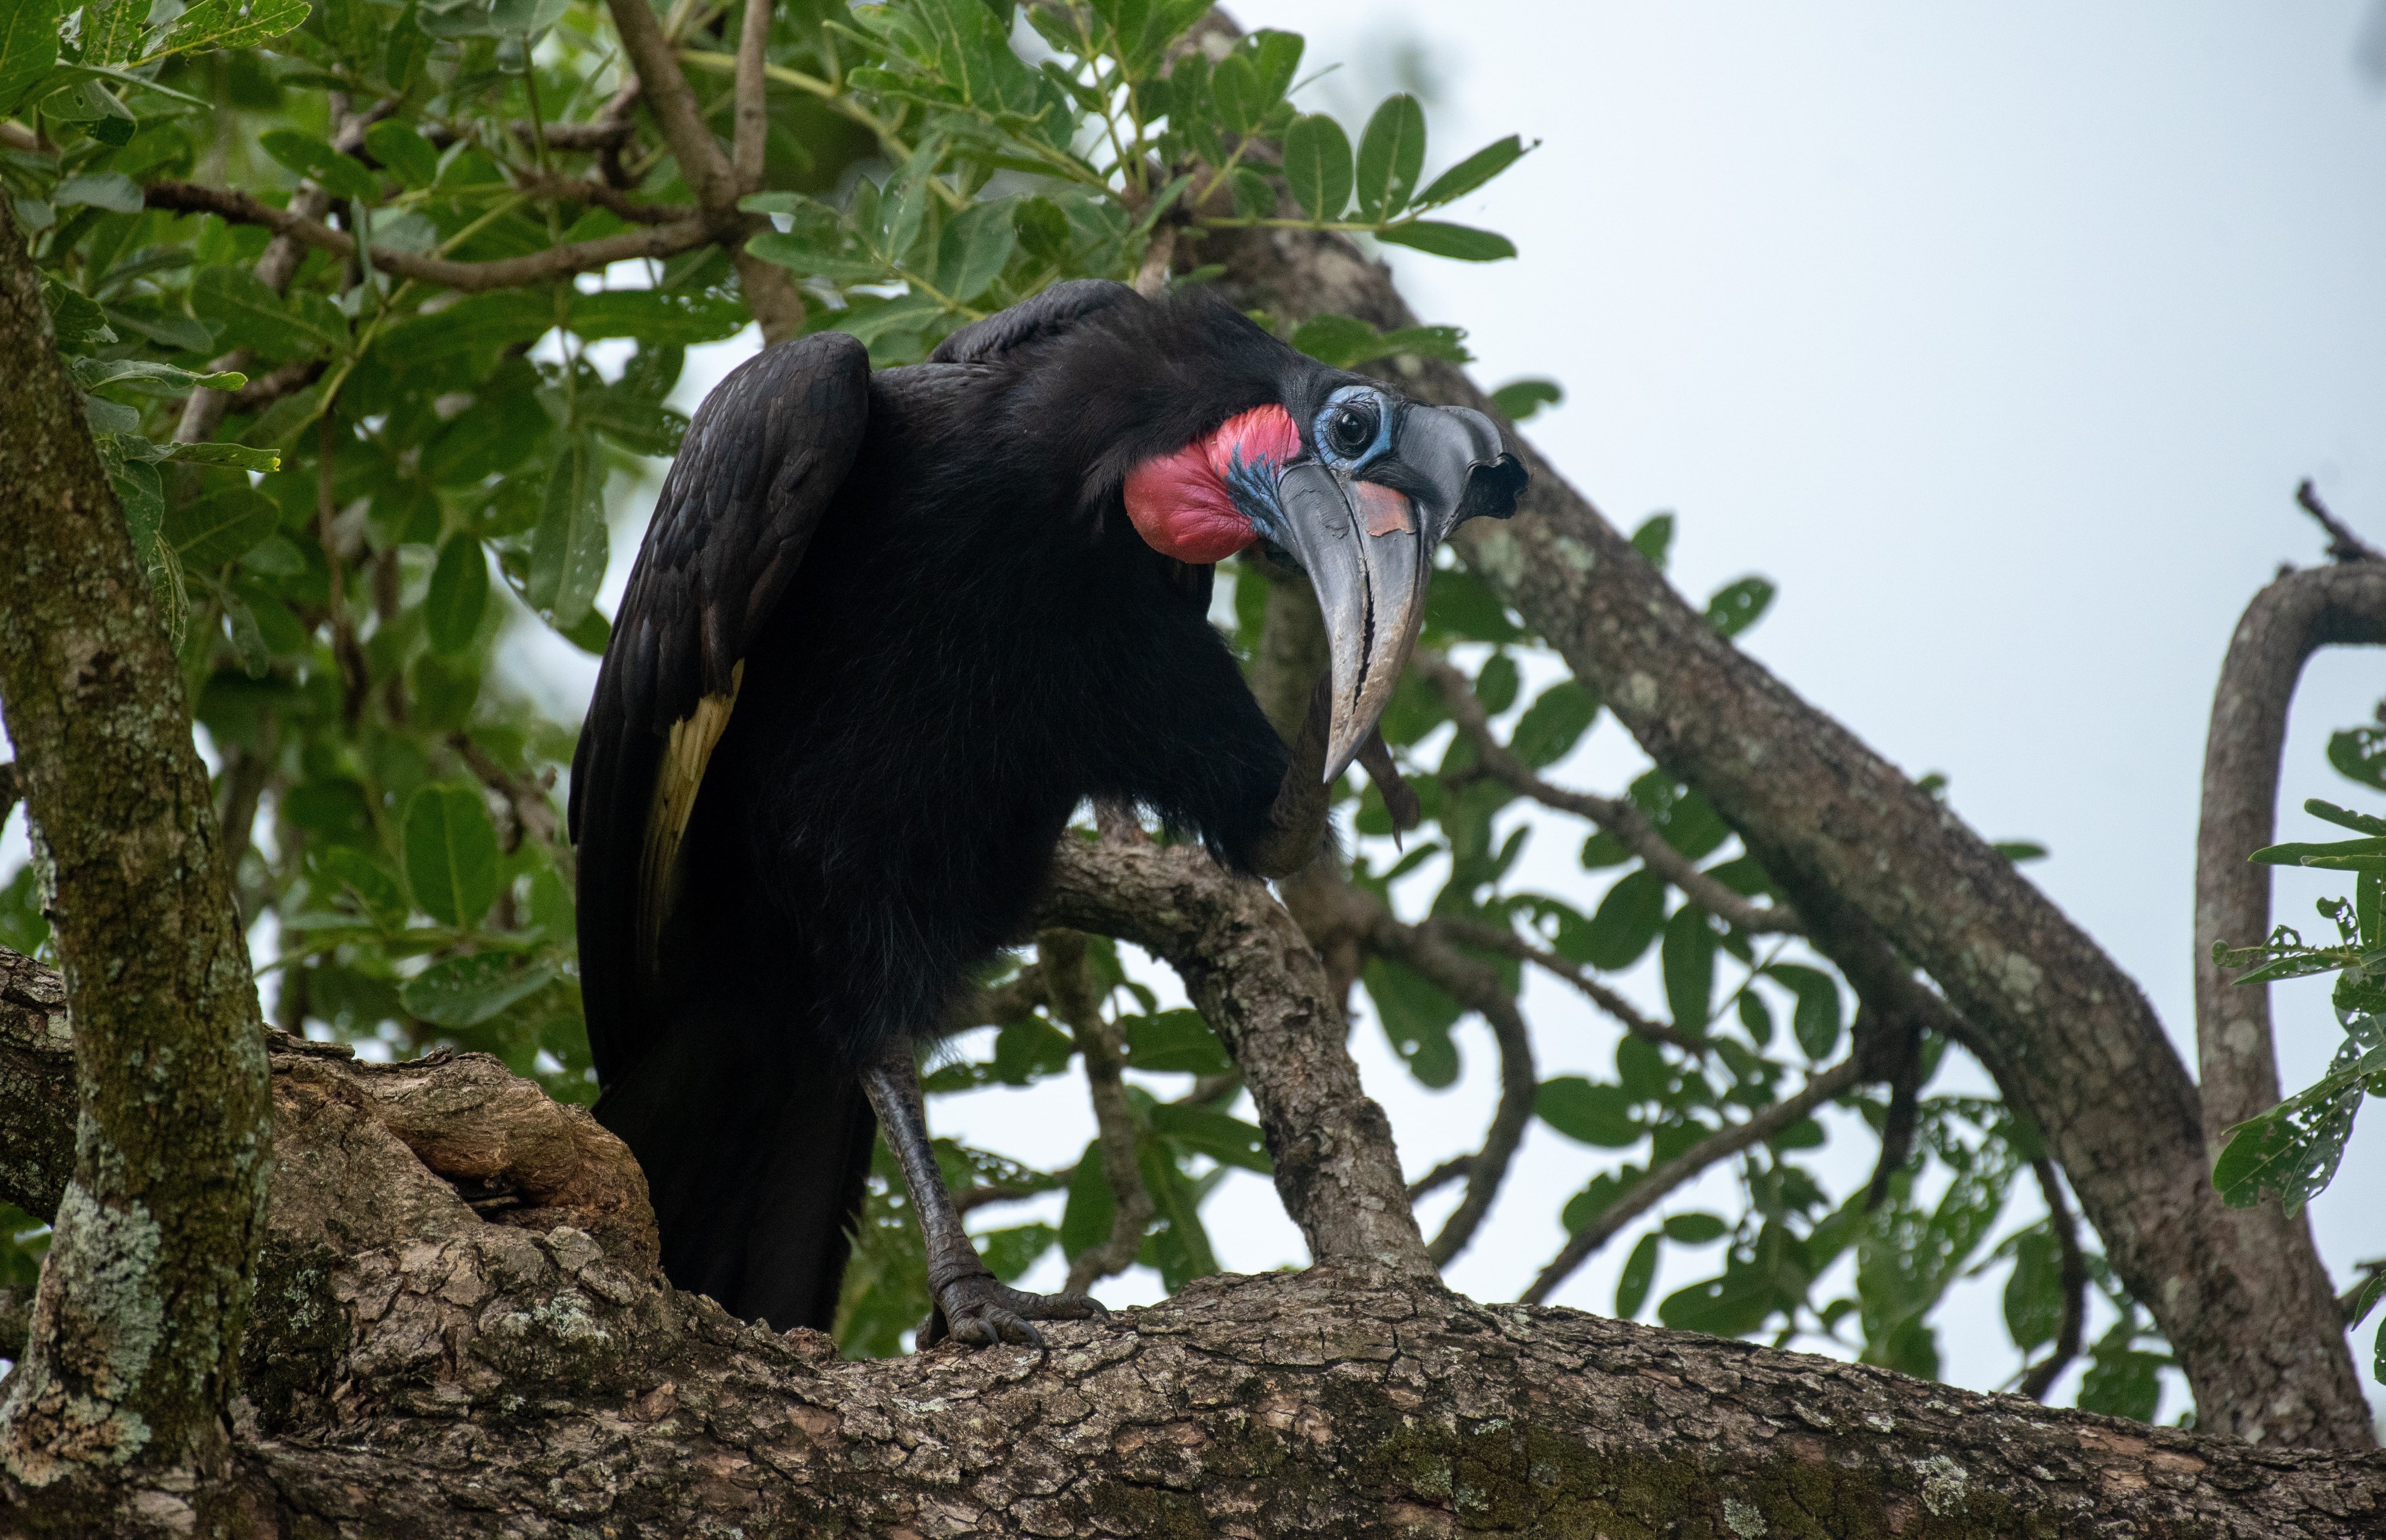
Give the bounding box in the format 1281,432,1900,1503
570,279,1525,1346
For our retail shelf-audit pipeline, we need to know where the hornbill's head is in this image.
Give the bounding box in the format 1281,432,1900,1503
1080,295,1529,780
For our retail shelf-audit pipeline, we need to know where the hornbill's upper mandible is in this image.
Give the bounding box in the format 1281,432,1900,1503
570,281,1525,1346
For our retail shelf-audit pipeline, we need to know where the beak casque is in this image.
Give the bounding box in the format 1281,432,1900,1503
1270,404,1526,780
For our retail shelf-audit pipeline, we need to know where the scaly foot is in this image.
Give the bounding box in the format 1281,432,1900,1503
921,1271,1107,1353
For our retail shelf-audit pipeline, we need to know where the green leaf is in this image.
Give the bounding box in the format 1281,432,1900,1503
1415,134,1530,209
166,487,279,570
42,277,115,348
975,1222,1057,1283
1664,1212,1730,1244
400,952,555,1027
259,129,381,202
1354,93,1427,221
159,0,313,59
2327,725,2386,793
1661,905,1717,1033
81,0,149,66
2003,1226,2064,1353
1122,1009,1232,1076
1148,1102,1270,1173
2076,1325,2164,1422
424,534,489,654
1615,1232,1659,1318
363,120,441,189
568,289,751,345
1537,1076,1640,1147
316,847,407,929
1574,867,1666,970
403,783,499,929
1488,378,1561,423
53,172,144,214
1704,576,1776,641
1375,220,1517,263
1281,113,1353,223
1472,652,1520,713
1362,954,1462,1088
2304,798,2386,837
1770,962,1844,1062
0,0,61,118
190,265,332,359
1509,680,1597,769
932,198,1020,306
2211,1041,2379,1215
526,433,607,630
1058,1137,1112,1260
2248,835,2386,866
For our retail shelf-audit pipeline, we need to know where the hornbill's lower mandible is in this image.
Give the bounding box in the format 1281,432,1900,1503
570,281,1525,1347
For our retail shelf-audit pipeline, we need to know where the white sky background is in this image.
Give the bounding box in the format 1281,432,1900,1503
500,2,2386,1418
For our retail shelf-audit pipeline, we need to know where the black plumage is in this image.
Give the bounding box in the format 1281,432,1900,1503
570,281,1521,1338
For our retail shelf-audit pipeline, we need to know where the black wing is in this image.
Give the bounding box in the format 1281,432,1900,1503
569,331,872,1084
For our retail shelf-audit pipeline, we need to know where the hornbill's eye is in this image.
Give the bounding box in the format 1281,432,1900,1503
1324,400,1379,461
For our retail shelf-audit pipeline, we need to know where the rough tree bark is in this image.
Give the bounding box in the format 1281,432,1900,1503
4,948,2382,1537
1188,220,2375,1451
0,199,274,1527
2194,561,2386,1143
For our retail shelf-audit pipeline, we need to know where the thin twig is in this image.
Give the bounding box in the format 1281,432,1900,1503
2018,1154,2089,1402
143,181,711,294
1425,914,1708,1054
449,734,572,886
2295,479,2384,565
1414,652,1802,935
1520,1056,1862,1306
1042,929,1154,1293
225,356,327,414
510,170,687,225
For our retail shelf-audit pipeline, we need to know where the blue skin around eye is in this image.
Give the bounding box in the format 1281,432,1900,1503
1222,448,1285,542
1313,385,1393,471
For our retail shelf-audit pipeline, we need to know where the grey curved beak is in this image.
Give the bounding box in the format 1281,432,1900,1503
1270,405,1526,781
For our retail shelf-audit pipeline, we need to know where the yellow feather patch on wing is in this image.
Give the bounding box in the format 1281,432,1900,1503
638,658,744,983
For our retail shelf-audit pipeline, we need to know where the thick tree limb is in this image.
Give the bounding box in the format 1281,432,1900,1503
1198,220,2375,1449
1415,651,1803,936
142,181,712,293
5,954,2382,1533
2194,559,2386,1144
1041,834,1435,1279
0,201,273,1506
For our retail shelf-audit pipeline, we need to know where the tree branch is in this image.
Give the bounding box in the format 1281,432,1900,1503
142,181,711,294
2194,557,2386,1143
2018,1154,2089,1403
2296,478,2384,565
731,0,771,190
1414,651,1802,936
1199,214,2375,1448
1039,929,1156,1293
0,199,272,1498
602,0,737,211
1041,833,1434,1278
1426,913,1709,1055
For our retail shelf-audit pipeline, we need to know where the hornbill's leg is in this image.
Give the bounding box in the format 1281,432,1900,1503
860,1040,1107,1351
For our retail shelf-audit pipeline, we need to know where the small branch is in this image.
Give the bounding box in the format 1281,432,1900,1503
175,185,331,445
944,963,1047,1035
1132,224,1177,298
143,181,711,294
449,733,573,886
1041,929,1155,1293
511,170,688,225
953,1180,1058,1218
1415,652,1802,935
731,0,771,191
1521,1057,1862,1307
2295,479,2384,564
603,0,737,211
0,1286,27,1359
226,356,327,414
1426,914,1708,1054
0,761,17,824
1365,917,1535,1268
2193,559,2386,1143
2018,1154,2089,1402
1406,1155,1469,1202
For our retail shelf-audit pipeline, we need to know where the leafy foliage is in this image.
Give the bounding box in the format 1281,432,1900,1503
2211,727,2386,1379
0,0,2140,1415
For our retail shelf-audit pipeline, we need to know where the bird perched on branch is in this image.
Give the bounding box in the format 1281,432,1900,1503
570,280,1524,1347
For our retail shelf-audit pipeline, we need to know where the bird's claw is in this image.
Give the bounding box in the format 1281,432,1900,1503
921,1274,1107,1358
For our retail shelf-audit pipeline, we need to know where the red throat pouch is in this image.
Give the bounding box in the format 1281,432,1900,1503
1123,404,1301,564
